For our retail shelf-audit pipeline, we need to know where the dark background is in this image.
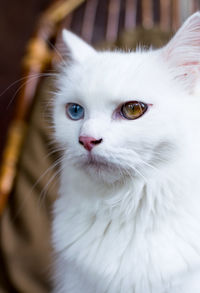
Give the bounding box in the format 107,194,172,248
0,0,52,159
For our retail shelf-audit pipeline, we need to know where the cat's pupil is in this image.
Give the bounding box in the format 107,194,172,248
73,105,79,114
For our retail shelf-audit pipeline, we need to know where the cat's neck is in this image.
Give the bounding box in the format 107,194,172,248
60,161,196,232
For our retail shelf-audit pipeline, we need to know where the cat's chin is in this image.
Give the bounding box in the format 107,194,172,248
76,154,130,184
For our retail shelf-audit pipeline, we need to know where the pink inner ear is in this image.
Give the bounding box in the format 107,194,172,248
162,13,200,93
182,61,200,78
183,61,200,66
162,12,200,77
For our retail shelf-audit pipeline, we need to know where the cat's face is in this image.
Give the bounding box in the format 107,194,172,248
53,13,200,184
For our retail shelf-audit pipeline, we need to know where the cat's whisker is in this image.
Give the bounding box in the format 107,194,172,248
106,153,127,178
15,156,63,218
104,148,148,182
42,147,65,161
65,152,83,162
34,156,62,191
109,147,170,182
137,158,159,172
37,163,64,209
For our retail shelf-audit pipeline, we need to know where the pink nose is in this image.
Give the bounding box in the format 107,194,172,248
79,136,103,151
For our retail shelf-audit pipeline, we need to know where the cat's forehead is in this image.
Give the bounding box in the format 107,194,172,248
63,50,171,106
79,51,157,84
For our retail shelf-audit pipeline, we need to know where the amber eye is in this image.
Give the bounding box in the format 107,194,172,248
120,101,148,120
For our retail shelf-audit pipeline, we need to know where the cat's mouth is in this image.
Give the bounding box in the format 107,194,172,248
84,154,116,170
75,153,131,182
75,153,119,173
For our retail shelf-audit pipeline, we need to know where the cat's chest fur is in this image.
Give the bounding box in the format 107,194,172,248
52,168,200,293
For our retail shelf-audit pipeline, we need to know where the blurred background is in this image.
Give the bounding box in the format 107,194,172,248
0,0,51,159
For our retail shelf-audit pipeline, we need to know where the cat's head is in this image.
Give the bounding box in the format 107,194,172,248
53,12,200,184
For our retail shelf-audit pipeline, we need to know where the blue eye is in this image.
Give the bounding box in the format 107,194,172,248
66,103,84,120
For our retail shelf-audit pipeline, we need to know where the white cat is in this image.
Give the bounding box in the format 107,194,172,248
52,12,200,293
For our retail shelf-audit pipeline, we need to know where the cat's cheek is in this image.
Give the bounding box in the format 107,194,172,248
53,119,80,148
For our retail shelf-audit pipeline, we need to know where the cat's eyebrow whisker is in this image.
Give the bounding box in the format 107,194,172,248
0,71,57,98
6,73,58,109
46,39,66,65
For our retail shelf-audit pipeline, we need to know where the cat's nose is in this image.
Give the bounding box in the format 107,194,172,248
79,136,103,151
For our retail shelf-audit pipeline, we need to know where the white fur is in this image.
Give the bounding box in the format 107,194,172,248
52,12,200,293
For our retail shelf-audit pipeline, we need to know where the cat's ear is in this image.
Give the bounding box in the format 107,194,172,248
162,12,200,92
62,29,96,63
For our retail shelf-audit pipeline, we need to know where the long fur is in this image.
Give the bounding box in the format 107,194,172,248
52,12,200,293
